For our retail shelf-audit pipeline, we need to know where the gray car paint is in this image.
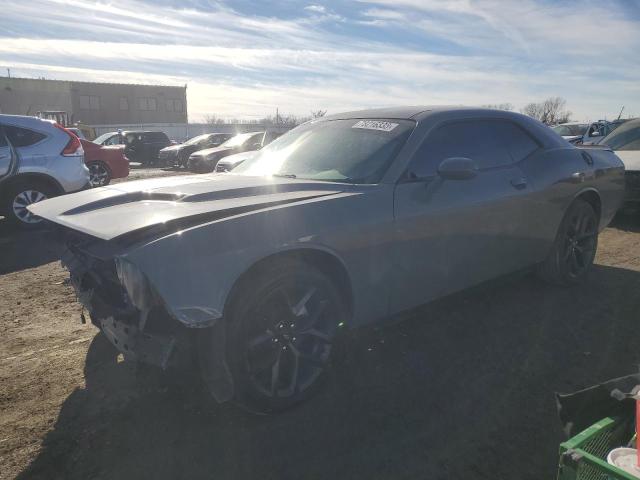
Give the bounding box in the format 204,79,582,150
30,107,625,330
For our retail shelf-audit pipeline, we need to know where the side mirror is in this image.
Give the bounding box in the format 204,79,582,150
250,142,263,150
437,157,477,180
590,131,601,137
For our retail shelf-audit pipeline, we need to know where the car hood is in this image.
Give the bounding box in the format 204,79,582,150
217,151,256,167
28,174,354,241
191,146,233,158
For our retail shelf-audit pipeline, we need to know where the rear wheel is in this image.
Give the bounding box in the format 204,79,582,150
3,181,57,228
223,260,346,413
87,162,112,187
537,198,599,285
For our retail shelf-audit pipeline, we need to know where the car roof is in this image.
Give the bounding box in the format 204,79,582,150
0,114,56,127
322,106,533,122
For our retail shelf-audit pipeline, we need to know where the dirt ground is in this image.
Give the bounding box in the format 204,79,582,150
2,169,640,479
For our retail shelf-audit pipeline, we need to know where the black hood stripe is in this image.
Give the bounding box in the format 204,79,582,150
111,192,338,247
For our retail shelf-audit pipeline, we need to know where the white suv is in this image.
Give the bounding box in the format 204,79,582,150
0,115,89,228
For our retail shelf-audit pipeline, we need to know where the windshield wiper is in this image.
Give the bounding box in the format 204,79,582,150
273,173,297,179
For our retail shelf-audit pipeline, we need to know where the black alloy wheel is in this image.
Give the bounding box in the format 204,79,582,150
225,261,345,412
538,198,599,285
562,204,598,279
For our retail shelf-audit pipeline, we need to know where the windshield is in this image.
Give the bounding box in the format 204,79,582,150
233,119,415,183
93,132,116,144
601,119,640,150
221,132,263,148
183,134,211,146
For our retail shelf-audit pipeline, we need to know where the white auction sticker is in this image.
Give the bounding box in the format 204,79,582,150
352,120,399,132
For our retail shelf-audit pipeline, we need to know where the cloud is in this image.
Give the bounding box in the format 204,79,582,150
0,0,638,121
304,5,327,14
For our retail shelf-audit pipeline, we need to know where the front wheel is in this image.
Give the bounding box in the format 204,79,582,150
537,198,599,285
222,260,346,413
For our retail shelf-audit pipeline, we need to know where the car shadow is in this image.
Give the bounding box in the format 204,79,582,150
16,264,640,480
0,222,62,274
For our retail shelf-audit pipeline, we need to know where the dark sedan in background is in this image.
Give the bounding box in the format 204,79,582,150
158,133,232,168
31,107,624,413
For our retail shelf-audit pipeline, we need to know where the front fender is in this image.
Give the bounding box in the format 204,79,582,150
123,185,393,329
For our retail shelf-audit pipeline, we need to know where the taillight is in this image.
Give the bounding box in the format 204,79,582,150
53,123,83,156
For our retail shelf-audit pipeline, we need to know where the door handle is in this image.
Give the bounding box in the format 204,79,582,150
510,177,528,190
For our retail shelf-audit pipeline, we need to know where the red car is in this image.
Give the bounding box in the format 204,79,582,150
80,139,129,187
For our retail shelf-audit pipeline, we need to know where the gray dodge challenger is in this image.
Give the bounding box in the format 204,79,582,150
30,107,625,412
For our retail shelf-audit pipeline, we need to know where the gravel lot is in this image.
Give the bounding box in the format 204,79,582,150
1,168,640,480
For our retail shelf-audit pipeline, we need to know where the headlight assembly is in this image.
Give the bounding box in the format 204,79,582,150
114,256,154,311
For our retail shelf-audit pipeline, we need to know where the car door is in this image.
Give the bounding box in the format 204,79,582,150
391,118,540,313
0,126,15,179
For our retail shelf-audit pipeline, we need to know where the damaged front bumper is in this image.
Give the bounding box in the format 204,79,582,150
99,316,176,368
58,228,235,403
61,244,190,370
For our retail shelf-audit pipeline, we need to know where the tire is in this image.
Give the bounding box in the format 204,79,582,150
218,259,346,413
2,180,57,228
537,198,599,285
87,162,112,187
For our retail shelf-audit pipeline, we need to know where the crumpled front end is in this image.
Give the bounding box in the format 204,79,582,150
61,231,192,370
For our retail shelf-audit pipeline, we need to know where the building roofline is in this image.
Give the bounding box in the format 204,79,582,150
0,76,186,89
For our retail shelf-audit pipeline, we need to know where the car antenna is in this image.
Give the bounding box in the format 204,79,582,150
616,106,625,121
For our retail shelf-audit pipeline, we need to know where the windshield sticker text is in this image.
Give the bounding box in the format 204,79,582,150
352,120,399,132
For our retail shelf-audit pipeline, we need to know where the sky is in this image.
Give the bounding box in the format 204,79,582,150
1,0,639,122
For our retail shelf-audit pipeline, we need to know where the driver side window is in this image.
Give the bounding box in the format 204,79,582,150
408,119,538,178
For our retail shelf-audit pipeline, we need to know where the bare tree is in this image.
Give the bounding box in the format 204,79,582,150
311,109,327,118
482,103,513,111
521,97,571,125
204,114,225,125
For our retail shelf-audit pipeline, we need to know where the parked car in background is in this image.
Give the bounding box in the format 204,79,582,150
158,133,232,168
80,139,129,187
31,107,624,411
553,120,630,146
0,114,88,227
187,131,278,173
93,130,171,165
67,127,86,140
581,119,630,145
595,118,640,206
215,133,284,172
551,123,589,143
215,150,257,172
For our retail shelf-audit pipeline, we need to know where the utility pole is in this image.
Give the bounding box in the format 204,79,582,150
7,68,10,78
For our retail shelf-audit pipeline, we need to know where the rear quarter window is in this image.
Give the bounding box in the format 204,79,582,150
5,126,46,148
